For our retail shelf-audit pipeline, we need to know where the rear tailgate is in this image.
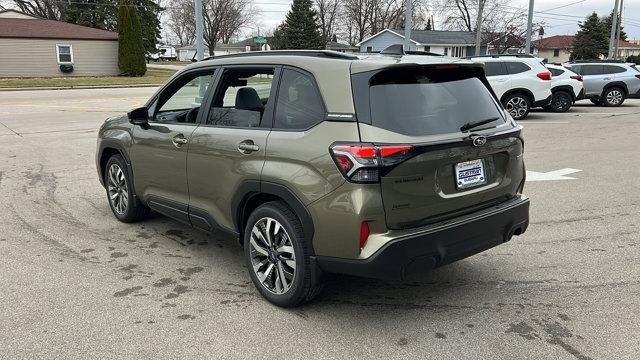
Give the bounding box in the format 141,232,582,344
352,64,525,230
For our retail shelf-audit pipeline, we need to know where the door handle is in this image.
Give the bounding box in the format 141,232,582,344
603,77,611,80
172,134,188,147
238,140,259,153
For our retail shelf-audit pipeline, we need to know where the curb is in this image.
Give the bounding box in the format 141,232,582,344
0,84,162,91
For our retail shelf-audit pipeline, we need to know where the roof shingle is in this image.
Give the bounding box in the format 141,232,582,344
0,17,117,40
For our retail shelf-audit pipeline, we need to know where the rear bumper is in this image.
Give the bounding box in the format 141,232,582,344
533,95,552,108
315,195,530,281
575,88,586,101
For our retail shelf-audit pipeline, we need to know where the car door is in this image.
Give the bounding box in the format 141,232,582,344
186,66,279,233
578,65,605,96
129,70,216,223
483,61,511,99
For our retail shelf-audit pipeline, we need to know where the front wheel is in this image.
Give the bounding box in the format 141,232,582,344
603,87,625,107
503,93,531,120
104,154,149,222
550,91,573,112
244,201,323,307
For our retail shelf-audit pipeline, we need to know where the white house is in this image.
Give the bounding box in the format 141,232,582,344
356,29,488,57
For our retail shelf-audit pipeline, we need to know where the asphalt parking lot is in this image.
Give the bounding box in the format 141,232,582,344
0,88,639,359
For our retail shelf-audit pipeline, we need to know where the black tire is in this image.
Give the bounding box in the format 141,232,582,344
104,154,150,223
503,93,531,120
590,98,603,106
244,201,323,307
602,87,626,107
550,91,573,112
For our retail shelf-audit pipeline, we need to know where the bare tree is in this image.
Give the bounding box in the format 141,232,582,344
315,0,341,43
166,0,254,51
10,0,66,20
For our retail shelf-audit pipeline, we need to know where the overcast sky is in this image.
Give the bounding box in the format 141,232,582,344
252,0,640,40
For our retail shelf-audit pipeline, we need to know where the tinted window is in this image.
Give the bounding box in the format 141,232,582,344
548,67,564,77
603,65,626,74
484,62,508,76
273,69,325,130
580,65,604,75
506,62,530,74
208,68,274,128
366,68,504,136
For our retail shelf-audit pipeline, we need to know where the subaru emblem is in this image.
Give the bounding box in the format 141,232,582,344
472,136,487,147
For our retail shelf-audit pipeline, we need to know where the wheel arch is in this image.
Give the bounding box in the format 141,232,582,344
232,181,315,252
551,85,576,101
601,82,628,97
98,141,138,198
500,88,535,105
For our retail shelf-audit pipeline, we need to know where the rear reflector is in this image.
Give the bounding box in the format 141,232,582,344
537,72,552,81
359,221,370,249
570,75,583,82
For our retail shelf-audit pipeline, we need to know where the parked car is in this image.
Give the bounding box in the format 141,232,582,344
544,64,585,112
564,60,640,106
96,50,529,307
467,55,553,120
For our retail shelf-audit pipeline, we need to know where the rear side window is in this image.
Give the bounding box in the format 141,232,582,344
273,69,325,130
506,62,530,74
548,68,564,77
362,67,505,136
484,62,508,76
603,65,626,74
580,65,604,75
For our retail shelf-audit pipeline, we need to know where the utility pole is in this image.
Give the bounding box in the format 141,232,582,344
614,0,624,59
608,0,620,59
195,0,204,61
404,0,412,51
475,0,484,55
525,0,535,54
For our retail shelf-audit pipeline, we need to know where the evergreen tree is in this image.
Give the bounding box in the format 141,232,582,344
118,0,147,76
425,18,432,31
278,0,324,49
602,11,627,42
64,0,162,55
571,12,608,60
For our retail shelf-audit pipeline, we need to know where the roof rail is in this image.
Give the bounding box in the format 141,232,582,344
568,59,625,63
378,45,445,57
405,50,445,56
463,54,537,59
201,50,359,61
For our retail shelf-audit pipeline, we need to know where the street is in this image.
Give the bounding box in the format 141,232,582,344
0,87,639,359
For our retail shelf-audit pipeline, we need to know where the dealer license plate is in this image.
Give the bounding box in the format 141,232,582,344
455,159,486,189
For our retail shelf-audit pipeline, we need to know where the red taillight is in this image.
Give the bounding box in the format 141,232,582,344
359,221,370,249
570,75,583,82
537,71,552,81
330,143,414,183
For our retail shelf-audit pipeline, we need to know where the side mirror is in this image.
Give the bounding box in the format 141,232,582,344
128,106,149,126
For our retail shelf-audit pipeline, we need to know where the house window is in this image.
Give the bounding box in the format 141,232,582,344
444,47,448,56
366,46,373,53
424,46,430,52
56,44,73,64
553,49,560,57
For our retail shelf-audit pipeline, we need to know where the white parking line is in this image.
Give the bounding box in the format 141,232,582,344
526,168,582,181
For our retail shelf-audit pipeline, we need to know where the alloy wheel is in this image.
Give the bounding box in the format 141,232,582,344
506,97,528,119
606,89,623,105
552,93,571,112
107,164,128,215
249,217,296,295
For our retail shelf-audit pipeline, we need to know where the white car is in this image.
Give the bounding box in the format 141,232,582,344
468,55,553,120
544,64,585,112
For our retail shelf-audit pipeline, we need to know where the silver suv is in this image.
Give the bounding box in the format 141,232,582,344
564,61,640,106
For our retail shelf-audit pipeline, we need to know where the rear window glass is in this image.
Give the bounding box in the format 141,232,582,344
548,67,564,77
603,65,626,74
580,65,603,75
484,62,508,76
365,68,505,136
506,62,530,74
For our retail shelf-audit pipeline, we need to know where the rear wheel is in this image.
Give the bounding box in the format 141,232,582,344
503,93,531,120
603,87,625,107
104,155,149,223
244,201,323,307
550,91,573,112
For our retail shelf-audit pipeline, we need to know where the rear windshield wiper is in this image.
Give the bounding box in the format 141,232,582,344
460,117,501,132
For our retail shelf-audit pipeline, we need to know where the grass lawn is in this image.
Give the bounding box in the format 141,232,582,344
0,69,177,88
149,60,192,65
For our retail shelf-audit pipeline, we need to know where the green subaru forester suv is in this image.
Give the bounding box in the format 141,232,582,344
96,50,529,307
